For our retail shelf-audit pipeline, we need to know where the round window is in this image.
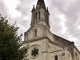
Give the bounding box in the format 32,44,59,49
31,48,39,58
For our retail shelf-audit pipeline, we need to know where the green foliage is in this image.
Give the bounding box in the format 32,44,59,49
0,14,28,60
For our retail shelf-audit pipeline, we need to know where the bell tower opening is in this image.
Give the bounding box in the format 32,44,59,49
35,12,37,20
38,11,40,20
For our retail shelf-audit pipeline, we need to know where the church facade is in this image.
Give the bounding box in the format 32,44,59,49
23,0,80,60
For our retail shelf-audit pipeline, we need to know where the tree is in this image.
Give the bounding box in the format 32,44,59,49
0,14,28,60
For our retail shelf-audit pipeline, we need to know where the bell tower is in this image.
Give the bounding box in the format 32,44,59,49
31,0,50,28
24,0,52,42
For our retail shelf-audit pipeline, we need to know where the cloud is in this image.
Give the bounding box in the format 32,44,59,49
45,0,80,50
0,0,80,50
17,0,80,49
16,0,37,16
0,0,8,16
4,0,21,18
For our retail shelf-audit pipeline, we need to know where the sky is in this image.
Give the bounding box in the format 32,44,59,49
0,0,80,50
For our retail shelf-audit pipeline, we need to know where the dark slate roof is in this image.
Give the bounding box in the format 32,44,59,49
36,0,46,9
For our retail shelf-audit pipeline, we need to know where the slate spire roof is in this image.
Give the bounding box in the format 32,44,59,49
36,0,46,9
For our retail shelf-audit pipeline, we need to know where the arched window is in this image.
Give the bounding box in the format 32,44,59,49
35,29,37,37
55,55,58,60
38,11,40,20
35,12,37,20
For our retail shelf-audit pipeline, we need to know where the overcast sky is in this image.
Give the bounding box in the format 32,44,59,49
0,0,80,50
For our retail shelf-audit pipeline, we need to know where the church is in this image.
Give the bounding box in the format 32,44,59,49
23,0,80,60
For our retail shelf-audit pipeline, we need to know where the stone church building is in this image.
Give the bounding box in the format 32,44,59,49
23,0,80,60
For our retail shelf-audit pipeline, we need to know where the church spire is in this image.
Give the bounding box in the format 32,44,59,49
36,0,46,9
32,5,35,12
31,0,50,28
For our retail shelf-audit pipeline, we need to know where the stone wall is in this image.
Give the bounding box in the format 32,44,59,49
53,34,74,57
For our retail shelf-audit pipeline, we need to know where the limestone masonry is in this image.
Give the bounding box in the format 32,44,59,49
23,0,80,60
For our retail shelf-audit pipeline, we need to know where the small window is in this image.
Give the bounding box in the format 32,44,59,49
35,12,37,19
55,55,58,60
38,11,40,20
35,29,37,37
